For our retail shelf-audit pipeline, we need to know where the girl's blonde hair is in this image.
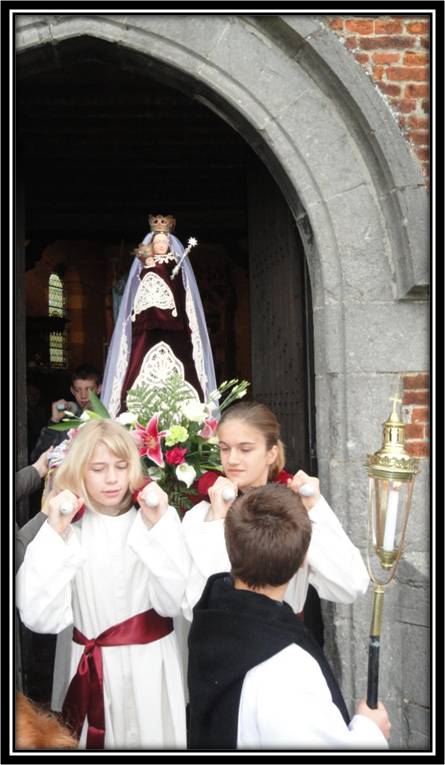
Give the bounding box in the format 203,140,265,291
218,402,286,480
52,420,145,511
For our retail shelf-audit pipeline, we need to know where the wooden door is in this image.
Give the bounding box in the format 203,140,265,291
247,158,322,645
247,158,316,475
15,162,29,525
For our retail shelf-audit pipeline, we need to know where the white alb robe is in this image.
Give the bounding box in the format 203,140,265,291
181,496,370,620
16,506,189,750
237,645,388,750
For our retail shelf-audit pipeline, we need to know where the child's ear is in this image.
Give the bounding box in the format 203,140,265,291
267,444,278,465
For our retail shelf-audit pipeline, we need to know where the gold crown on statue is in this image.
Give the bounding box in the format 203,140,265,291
148,214,176,234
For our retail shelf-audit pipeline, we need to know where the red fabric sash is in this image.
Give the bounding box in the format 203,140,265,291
62,609,173,749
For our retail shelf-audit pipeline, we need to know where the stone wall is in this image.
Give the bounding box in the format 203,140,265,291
310,32,431,742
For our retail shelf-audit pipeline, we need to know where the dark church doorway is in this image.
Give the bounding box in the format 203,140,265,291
16,35,320,705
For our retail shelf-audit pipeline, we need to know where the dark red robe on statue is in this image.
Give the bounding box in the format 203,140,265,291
120,260,203,411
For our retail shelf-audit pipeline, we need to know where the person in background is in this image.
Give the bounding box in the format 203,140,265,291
16,447,53,569
188,484,390,750
15,447,54,698
30,365,101,463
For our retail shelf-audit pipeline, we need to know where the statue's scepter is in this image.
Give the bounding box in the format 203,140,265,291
171,237,198,279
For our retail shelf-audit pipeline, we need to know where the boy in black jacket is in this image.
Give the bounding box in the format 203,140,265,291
188,483,390,751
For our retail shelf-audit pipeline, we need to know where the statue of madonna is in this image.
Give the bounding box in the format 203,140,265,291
101,214,216,416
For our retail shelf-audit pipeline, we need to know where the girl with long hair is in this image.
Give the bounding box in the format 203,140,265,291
182,401,369,620
16,419,189,750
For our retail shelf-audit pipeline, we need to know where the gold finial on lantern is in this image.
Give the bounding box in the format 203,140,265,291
366,394,419,484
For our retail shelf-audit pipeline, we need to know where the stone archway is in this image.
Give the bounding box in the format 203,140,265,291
15,14,428,297
15,12,429,472
15,13,430,746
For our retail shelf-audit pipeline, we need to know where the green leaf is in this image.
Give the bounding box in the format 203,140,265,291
48,419,83,431
147,466,164,481
88,390,111,418
84,410,106,420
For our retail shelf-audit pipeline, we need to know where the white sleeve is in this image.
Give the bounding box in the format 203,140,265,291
181,502,231,620
238,645,388,750
126,506,191,618
15,520,86,634
306,496,370,603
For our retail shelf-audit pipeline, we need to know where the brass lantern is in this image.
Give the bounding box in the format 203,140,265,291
364,395,420,708
366,395,420,575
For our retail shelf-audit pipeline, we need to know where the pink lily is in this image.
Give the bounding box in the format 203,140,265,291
198,417,218,439
133,414,166,467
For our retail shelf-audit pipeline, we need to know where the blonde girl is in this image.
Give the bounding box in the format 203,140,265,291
17,419,189,750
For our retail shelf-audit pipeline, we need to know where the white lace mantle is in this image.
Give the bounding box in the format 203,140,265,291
131,272,177,321
130,341,200,402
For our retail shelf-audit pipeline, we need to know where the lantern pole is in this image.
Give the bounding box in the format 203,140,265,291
365,395,419,708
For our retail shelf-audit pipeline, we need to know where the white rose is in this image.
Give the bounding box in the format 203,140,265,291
115,411,138,425
180,401,208,423
175,463,197,488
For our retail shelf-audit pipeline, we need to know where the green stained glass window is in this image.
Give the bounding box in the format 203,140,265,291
48,273,65,317
48,273,68,367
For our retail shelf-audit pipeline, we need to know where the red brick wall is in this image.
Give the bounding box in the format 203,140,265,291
325,16,430,185
402,372,430,457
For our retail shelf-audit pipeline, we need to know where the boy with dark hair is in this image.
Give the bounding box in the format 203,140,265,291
188,484,390,750
30,364,102,462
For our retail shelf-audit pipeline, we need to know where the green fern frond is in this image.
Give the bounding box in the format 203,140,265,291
126,372,197,427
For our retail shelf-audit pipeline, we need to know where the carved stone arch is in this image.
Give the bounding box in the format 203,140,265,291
15,14,428,304
15,11,430,493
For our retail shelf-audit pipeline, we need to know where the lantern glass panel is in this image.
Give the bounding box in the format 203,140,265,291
369,476,413,558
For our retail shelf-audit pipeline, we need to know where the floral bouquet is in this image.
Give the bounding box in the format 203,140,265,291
49,375,249,514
